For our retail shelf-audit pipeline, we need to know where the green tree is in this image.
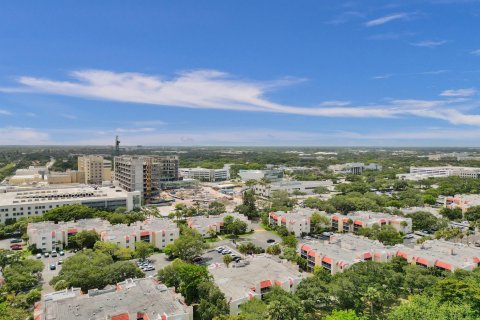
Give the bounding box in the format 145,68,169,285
440,208,463,221
282,235,298,248
158,259,211,304
266,244,281,255
135,241,155,260
197,281,229,320
171,228,208,262
310,212,331,234
265,287,305,320
406,211,439,231
270,190,297,211
69,230,100,249
223,254,233,267
209,201,226,215
325,310,366,320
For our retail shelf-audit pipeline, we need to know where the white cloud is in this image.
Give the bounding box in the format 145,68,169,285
61,114,77,119
411,40,447,48
319,100,351,106
25,112,36,117
0,127,50,144
471,49,480,56
440,88,477,97
3,69,480,126
0,109,12,115
365,13,410,27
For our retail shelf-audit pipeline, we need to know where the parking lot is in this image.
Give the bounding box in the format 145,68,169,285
136,253,172,276
198,244,243,266
31,250,75,294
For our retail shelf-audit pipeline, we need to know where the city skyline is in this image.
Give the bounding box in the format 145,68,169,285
1,1,480,146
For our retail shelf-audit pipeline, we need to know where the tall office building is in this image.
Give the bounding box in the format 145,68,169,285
113,155,179,200
77,155,112,184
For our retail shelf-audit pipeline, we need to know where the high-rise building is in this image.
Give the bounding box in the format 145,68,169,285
77,155,111,184
113,155,179,200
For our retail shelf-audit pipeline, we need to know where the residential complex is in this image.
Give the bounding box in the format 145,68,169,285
180,166,229,182
300,234,393,273
78,155,112,184
208,255,305,314
113,155,179,200
444,194,480,213
395,240,480,272
237,169,283,182
254,180,333,197
0,185,141,224
269,208,325,237
331,211,412,234
187,212,251,237
397,166,480,181
46,170,85,184
35,278,193,320
328,163,382,175
27,217,179,252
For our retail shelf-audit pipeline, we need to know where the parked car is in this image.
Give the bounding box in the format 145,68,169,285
233,256,241,262
10,244,22,250
51,251,58,257
266,239,276,243
36,253,42,259
404,234,414,239
216,247,224,253
59,251,65,256
44,252,50,258
192,256,203,263
49,264,56,270
10,238,22,244
58,260,63,265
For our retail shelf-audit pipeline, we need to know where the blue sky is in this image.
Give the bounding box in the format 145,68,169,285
1,0,480,146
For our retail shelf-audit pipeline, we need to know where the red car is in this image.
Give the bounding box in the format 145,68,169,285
10,244,22,250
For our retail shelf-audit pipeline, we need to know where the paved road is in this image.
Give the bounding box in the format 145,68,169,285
32,251,75,294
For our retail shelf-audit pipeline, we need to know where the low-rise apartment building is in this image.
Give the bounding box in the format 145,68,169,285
180,166,229,182
0,185,141,224
269,208,326,237
299,234,394,274
331,211,412,234
35,278,193,320
254,180,333,198
397,166,480,181
27,217,179,252
187,212,251,237
444,194,480,213
208,255,305,315
395,240,480,272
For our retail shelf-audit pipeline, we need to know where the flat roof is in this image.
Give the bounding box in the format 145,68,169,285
209,255,305,302
42,278,191,320
0,186,130,206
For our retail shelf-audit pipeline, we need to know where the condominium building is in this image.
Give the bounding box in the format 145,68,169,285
328,163,382,175
35,278,193,320
78,155,111,184
300,234,394,274
47,170,85,184
269,208,326,237
0,186,141,224
331,211,412,234
208,255,305,315
444,194,480,213
27,217,179,252
187,212,251,237
397,166,480,181
113,155,179,200
180,166,229,182
254,180,333,198
395,240,480,272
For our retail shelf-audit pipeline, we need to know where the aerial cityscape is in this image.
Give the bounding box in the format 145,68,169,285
1,1,480,320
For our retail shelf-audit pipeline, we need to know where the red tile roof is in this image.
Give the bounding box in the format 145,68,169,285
111,313,130,320
260,280,272,289
435,260,452,271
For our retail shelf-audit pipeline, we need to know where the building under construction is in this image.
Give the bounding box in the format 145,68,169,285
113,155,179,201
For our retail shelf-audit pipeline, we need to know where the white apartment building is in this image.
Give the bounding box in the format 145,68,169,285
269,208,326,237
209,255,305,315
180,166,229,182
328,163,382,175
114,155,179,200
36,278,193,320
78,155,111,184
100,218,180,250
331,211,412,234
397,166,480,181
187,212,251,237
27,217,179,252
254,180,333,198
0,186,141,224
395,240,480,272
300,234,395,274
